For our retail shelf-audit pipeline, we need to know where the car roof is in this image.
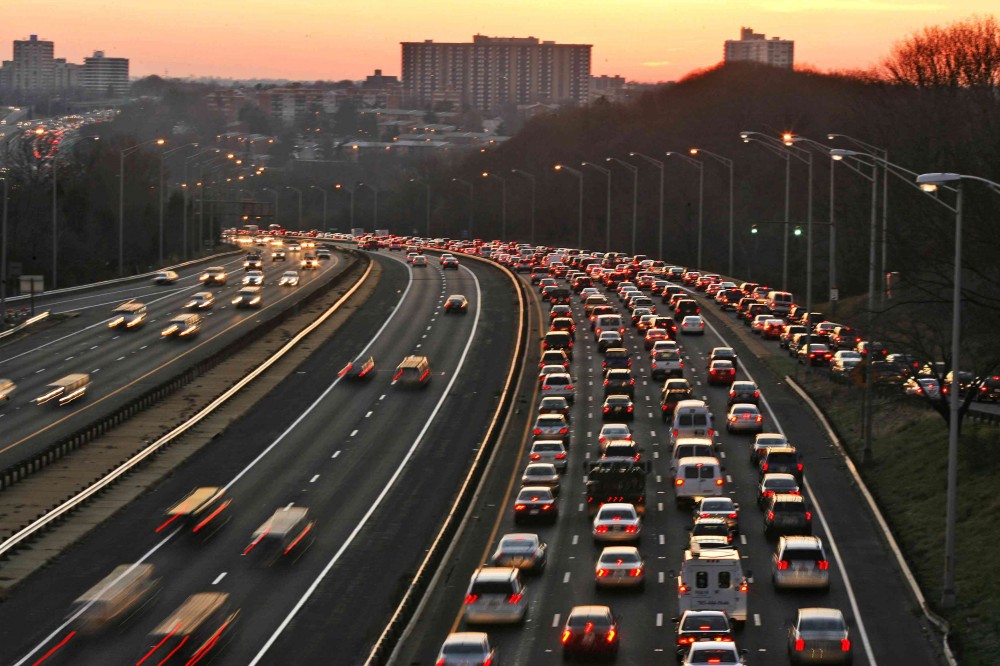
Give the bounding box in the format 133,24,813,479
600,545,640,556
797,607,846,621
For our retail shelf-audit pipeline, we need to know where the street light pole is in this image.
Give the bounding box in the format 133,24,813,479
409,178,432,237
511,170,537,247
554,165,583,249
119,138,165,276
689,148,735,276
51,136,99,288
740,133,793,290
581,162,611,252
665,152,705,268
606,158,638,256
357,183,379,229
261,187,280,230
482,172,507,240
1,172,7,330
309,186,328,232
452,179,474,239
629,153,664,262
159,143,197,264
285,186,303,229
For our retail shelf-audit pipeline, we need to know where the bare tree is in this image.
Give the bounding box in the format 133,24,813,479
881,15,1000,88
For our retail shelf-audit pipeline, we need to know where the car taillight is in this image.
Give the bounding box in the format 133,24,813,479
729,416,737,422
530,454,541,460
606,628,617,643
675,478,684,486
561,630,571,644
678,583,689,594
841,639,851,652
806,511,812,521
627,406,633,412
777,560,790,570
794,639,805,651
559,428,568,434
797,463,804,471
738,581,749,592
756,415,763,423
754,391,760,397
768,511,775,521
603,406,610,413
555,453,566,459
762,463,769,471
715,478,724,486
625,525,637,533
728,512,738,519
514,504,526,511
566,385,574,390
818,560,829,570
465,594,479,604
533,428,542,435
595,525,608,533
508,593,522,604
629,567,642,577
596,568,610,577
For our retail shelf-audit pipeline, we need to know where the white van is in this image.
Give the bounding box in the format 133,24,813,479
671,400,714,443
673,456,724,506
669,437,715,474
767,291,794,316
673,547,750,624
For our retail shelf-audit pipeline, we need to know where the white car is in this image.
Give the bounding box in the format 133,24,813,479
529,440,567,472
598,423,633,443
278,271,299,287
242,270,265,286
184,291,215,310
595,545,645,589
680,315,705,335
592,502,641,544
726,403,763,434
682,641,745,666
462,567,528,625
540,372,575,403
435,632,496,666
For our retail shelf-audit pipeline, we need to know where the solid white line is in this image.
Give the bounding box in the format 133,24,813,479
699,314,877,666
213,572,227,585
248,263,482,665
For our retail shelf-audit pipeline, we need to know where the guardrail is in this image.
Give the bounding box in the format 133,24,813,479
364,250,529,665
0,311,49,341
0,251,369,548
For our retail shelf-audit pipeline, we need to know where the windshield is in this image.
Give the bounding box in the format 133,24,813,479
681,614,729,631
598,509,636,520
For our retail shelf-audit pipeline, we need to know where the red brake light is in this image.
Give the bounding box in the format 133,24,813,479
507,593,522,604
795,639,805,651
797,463,804,471
715,478,724,486
561,630,571,644
555,452,566,459
596,568,609,577
768,511,775,521
818,560,830,570
533,428,542,435
606,628,617,643
841,639,851,652
777,560,790,570
805,511,812,521
762,463,769,471
530,454,541,460
465,594,479,604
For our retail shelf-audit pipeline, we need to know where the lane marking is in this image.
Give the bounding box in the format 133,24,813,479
754,613,762,627
212,572,227,585
562,572,571,583
365,411,373,418
332,450,341,458
552,614,561,628
349,429,358,437
656,613,663,627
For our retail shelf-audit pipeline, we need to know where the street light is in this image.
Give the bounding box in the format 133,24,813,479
554,165,583,249
334,183,355,229
409,178,432,237
357,182,379,229
629,152,664,262
51,136,99,288
160,143,198,263
309,185,328,232
689,148,734,276
510,170,537,247
606,158,639,256
581,162,612,252
481,172,507,240
452,178,474,239
184,148,221,254
740,132,791,290
665,151,704,269
285,186,303,229
0,170,8,330
119,137,165,276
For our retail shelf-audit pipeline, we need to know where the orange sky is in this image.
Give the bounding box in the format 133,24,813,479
4,1,994,82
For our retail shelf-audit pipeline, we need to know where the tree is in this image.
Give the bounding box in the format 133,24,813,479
881,15,1000,88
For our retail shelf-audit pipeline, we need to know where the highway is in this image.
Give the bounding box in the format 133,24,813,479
1,250,521,665
0,247,344,470
392,268,942,665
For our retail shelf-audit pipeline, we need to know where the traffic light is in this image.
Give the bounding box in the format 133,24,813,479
751,224,758,235
793,226,803,236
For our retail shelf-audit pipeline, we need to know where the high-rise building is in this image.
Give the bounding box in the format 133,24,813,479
724,28,794,69
9,35,55,94
53,58,82,91
82,51,130,98
401,35,592,112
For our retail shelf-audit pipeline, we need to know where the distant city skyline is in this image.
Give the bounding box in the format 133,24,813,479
3,1,994,82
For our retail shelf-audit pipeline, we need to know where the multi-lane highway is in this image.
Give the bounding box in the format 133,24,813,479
393,268,942,665
0,248,344,470
1,250,521,665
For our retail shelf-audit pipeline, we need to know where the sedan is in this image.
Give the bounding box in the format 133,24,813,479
490,533,547,573
592,503,641,544
682,641,746,666
751,432,789,464
242,270,265,286
598,423,633,443
788,608,852,665
603,369,636,398
798,343,833,366
436,632,496,666
539,364,568,387
538,396,571,419
278,270,299,287
602,394,635,421
708,360,737,386
184,291,215,310
532,413,571,444
561,605,620,660
597,330,624,352
694,496,741,535
529,440,568,472
550,304,573,319
726,404,764,434
831,350,863,374
595,546,645,589
444,294,469,314
680,315,705,335
644,327,670,349
513,486,558,524
674,611,733,658
522,463,561,495
412,255,428,267
757,473,801,508
728,381,759,406
903,377,940,399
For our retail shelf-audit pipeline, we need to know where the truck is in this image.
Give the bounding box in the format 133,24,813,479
583,460,650,516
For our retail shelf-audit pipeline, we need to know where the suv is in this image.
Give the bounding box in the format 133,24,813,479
603,369,635,397
758,446,803,482
661,379,694,421
651,348,683,380
462,567,528,625
393,355,431,387
602,348,632,370
200,266,228,286
772,536,830,590
763,494,812,538
673,299,700,321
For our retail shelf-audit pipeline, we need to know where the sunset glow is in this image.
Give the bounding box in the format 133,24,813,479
3,0,995,81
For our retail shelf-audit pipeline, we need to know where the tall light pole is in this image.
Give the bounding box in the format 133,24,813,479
335,183,355,229
740,133,791,290
285,186,303,229
119,137,165,276
510,169,537,247
51,136,99,289
309,185,328,232
606,158,639,256
481,172,507,240
689,148,734,276
554,165,583,249
160,143,198,263
629,152,664,262
665,151,704,268
915,171,1000,609
357,182,379,229
261,187,280,229
452,178,474,239
409,178,432,237
1,170,8,330
581,162,612,252
184,147,220,254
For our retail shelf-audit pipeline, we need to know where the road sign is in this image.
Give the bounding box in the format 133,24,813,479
19,275,44,294
830,288,839,302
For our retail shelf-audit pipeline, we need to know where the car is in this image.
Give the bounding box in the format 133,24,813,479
513,486,558,524
602,348,632,370
773,536,831,590
561,605,620,660
184,291,215,310
636,314,658,334
278,270,299,286
695,496,741,536
602,394,635,421
600,439,642,463
538,395,571,418
242,270,265,285
631,307,653,325
301,254,320,269
681,641,746,666
757,473,801,508
603,368,636,397
750,432,789,464
762,317,786,339
758,445,804,482
728,381,759,406
781,325,808,349
669,438,714,474
726,403,763,434
435,632,496,666
522,463,561,495
540,349,571,370
529,440,568,472
243,254,263,270
287,242,302,252
680,315,705,335
271,250,286,261
199,266,228,286
463,567,528,624
108,302,147,329
540,364,570,387
831,350,863,374
35,373,91,406
661,378,695,421
0,378,15,401
689,516,736,550
644,327,670,349
550,304,573,319
651,348,684,380
160,313,201,338
143,593,240,664
598,423,633,444
597,330,624,352
708,360,737,386
798,343,833,366
412,255,428,267
592,502,641,543
551,317,577,339
393,355,431,387
490,533,548,573
532,413,571,444
750,313,773,334
405,251,419,263
595,546,645,589
674,610,733,658
241,506,315,564
444,294,469,314
69,563,160,637
764,493,813,538
709,347,739,371
442,255,459,269
788,608,852,664
156,487,231,537
151,270,179,285
902,376,939,399
542,331,574,359
541,373,575,402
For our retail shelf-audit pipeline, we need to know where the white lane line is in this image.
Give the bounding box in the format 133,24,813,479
309,474,319,483
659,534,665,545
572,534,579,545
726,474,733,483
658,571,665,584
719,451,727,458
379,394,386,400
650,430,656,436
92,368,101,373
64,357,74,362
754,613,762,627
116,356,125,361
656,475,662,483
35,368,45,374
248,262,483,665
139,345,148,350
656,613,663,627
212,572,227,585
89,345,98,350
740,534,747,545
658,502,664,512
552,614,561,628
332,451,341,458
699,313,878,666
284,502,295,510
349,429,358,437
578,503,585,512
563,572,571,583
365,411,373,418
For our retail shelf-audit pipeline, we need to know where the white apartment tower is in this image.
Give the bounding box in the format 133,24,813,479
724,28,794,69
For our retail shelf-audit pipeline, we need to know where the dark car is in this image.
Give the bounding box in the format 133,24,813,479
604,369,636,398
978,375,1000,403
550,317,576,340
886,353,922,378
561,605,620,660
602,348,632,370
674,611,734,658
728,381,759,406
602,394,635,421
661,379,694,421
743,303,771,325
780,325,807,350
673,299,700,322
709,347,739,371
829,325,862,351
763,493,812,539
542,331,574,359
798,343,833,366
758,446,804,483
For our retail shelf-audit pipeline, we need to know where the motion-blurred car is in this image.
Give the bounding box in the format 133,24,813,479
142,593,240,664
561,605,620,660
788,608,852,664
490,533,547,572
278,270,299,286
185,291,215,310
241,506,315,564
301,254,319,269
773,536,830,590
160,313,201,339
156,487,231,537
199,266,227,286
242,270,264,285
151,270,179,285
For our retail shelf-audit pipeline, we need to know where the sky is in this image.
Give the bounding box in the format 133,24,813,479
3,1,995,82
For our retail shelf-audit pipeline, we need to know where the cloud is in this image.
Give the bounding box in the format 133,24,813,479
642,61,673,67
759,0,946,12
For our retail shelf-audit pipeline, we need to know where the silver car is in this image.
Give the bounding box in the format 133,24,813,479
462,567,528,625
521,462,561,494
788,607,852,664
773,536,831,590
726,403,763,434
592,502,641,544
532,413,570,444
435,632,496,666
490,532,548,573
595,545,645,589
242,270,265,286
751,432,789,464
529,440,567,472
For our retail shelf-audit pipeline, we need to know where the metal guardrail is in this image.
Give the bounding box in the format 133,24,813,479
0,251,370,554
364,250,529,665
